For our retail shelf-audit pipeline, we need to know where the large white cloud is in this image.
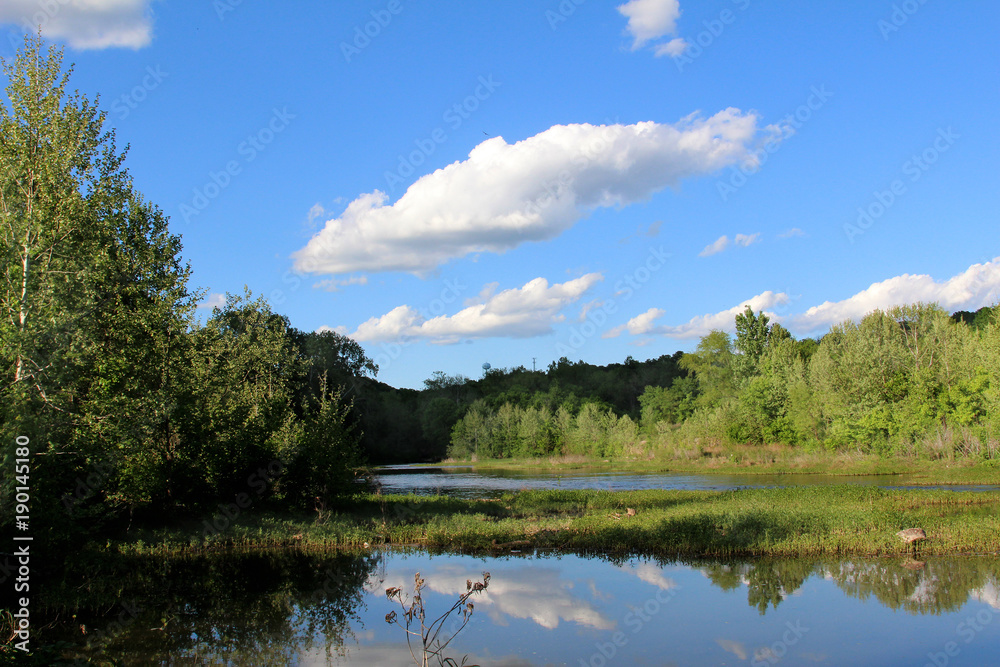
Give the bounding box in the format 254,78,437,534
0,0,153,50
611,258,1000,341
617,0,682,50
348,274,602,344
294,110,780,276
793,258,1000,332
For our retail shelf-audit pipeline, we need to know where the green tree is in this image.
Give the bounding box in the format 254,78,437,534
177,291,302,504
680,330,736,409
1,37,197,536
734,306,771,379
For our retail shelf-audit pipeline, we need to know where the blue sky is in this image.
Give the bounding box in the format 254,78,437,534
2,0,998,389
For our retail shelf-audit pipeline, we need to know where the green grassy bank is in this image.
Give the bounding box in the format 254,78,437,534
435,453,1000,484
110,485,1000,558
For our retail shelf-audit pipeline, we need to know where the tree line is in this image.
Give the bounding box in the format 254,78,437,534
440,303,999,460
0,39,375,546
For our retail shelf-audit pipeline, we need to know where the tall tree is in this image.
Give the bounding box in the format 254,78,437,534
734,306,770,379
1,36,197,534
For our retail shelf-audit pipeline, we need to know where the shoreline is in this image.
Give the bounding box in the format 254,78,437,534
391,456,1000,486
105,485,1000,559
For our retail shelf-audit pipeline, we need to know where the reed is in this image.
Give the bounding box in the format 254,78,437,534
107,485,1000,559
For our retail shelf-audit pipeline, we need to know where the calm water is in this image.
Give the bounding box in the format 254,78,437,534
374,464,1000,498
42,549,1000,665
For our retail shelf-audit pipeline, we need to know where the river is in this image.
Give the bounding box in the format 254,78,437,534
42,548,1000,665
373,464,1000,498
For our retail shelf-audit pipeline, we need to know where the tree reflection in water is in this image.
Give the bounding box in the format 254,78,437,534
696,556,1000,616
27,550,1000,664
36,548,381,665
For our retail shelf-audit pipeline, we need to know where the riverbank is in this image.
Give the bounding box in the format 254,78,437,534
434,453,1000,485
109,485,1000,559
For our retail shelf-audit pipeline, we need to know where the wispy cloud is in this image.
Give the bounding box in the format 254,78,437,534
1,0,153,50
294,110,781,276
778,227,805,239
313,275,368,292
347,274,603,343
699,232,759,257
699,235,730,257
619,219,664,243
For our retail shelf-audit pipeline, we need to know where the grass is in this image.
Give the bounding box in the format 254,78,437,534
439,452,1000,485
107,485,1000,559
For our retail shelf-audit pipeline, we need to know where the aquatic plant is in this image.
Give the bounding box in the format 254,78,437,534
385,571,491,666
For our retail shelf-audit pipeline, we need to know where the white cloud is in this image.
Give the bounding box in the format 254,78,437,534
618,562,677,591
619,219,663,243
312,275,368,292
617,0,682,50
655,37,689,57
611,258,1000,341
197,293,226,310
315,324,349,335
306,202,326,227
778,227,806,239
605,307,665,338
294,110,780,276
698,232,759,257
793,258,1000,332
578,299,605,322
349,274,602,343
0,0,153,50
614,291,790,339
464,281,499,307
717,639,749,661
404,564,614,631
699,235,730,257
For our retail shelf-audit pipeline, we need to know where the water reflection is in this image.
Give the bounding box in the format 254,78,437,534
374,464,1000,497
380,562,615,630
32,549,1000,665
40,549,380,665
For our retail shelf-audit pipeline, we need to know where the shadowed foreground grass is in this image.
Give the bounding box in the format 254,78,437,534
112,486,1000,559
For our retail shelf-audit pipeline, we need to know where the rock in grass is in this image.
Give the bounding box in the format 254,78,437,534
897,528,927,544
